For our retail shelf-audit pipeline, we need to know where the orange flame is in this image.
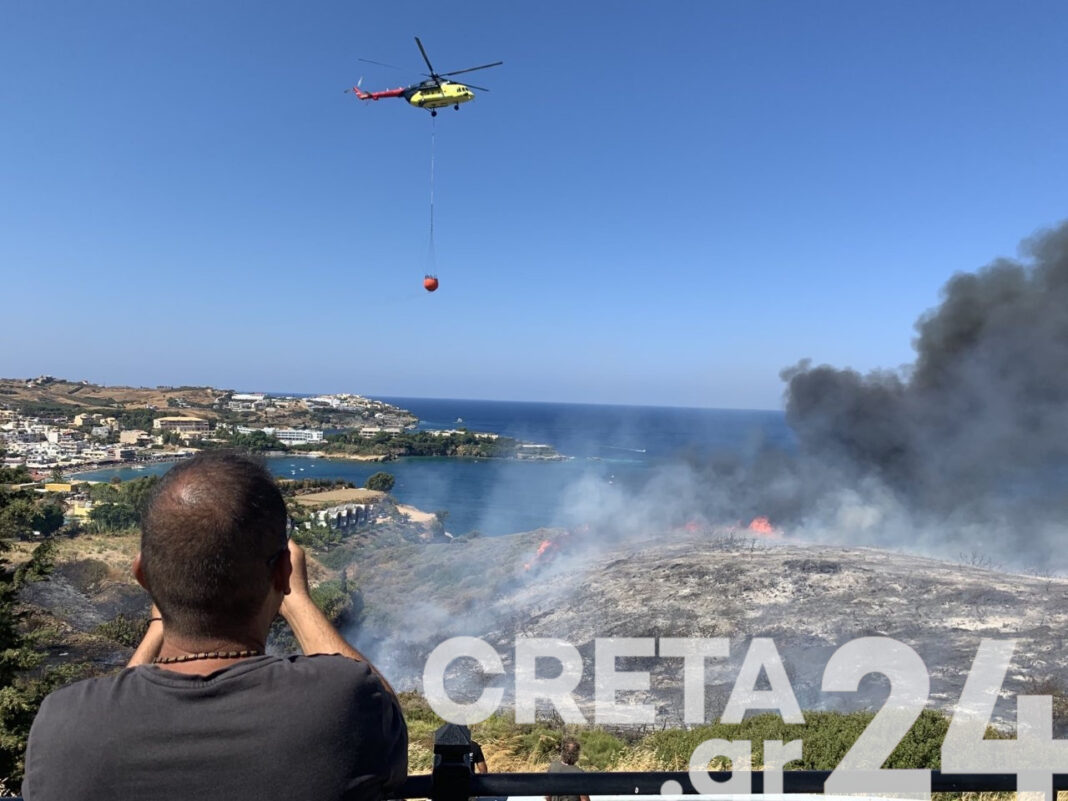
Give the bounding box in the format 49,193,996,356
747,516,782,539
524,538,557,570
748,516,773,533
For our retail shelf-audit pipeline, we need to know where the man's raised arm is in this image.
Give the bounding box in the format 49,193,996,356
126,604,163,667
280,540,397,695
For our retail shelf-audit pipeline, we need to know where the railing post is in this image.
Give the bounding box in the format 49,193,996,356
432,723,474,801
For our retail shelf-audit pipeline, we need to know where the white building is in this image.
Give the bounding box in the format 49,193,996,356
228,393,267,412
306,502,374,530
153,417,210,436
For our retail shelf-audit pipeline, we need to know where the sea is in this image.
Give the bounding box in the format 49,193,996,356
74,398,794,536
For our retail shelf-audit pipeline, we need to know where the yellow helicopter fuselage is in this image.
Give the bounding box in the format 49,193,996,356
405,81,475,110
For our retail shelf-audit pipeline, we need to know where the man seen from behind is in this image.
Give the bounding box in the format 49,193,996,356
545,737,589,801
22,451,407,801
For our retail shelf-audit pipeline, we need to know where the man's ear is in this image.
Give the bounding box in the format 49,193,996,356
132,552,148,590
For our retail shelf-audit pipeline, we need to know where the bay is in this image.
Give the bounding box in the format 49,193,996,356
75,399,793,535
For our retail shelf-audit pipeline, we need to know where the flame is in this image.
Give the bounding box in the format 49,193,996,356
748,516,773,533
524,538,557,571
747,516,782,539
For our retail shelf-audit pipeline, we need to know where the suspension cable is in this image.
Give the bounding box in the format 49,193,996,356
427,115,436,272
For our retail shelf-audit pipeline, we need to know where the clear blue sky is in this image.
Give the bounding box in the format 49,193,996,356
2,1,1066,409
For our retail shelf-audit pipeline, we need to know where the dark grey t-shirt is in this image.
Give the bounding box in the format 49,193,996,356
23,654,407,801
547,760,584,801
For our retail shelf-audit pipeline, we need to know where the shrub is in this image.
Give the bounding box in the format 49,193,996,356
365,472,395,492
576,728,627,770
94,614,148,647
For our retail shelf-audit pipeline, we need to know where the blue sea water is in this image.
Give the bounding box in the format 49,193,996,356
75,399,793,535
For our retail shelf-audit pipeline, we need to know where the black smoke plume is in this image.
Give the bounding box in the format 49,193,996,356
781,221,1068,565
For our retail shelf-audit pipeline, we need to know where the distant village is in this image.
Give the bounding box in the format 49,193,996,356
0,376,563,480
0,376,418,477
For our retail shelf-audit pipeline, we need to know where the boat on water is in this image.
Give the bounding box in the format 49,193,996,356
456,417,463,424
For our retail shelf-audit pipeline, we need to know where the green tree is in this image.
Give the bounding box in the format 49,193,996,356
0,499,38,540
13,538,57,589
88,503,139,532
117,409,158,431
224,430,286,453
87,482,120,504
31,503,64,537
364,472,395,492
0,466,31,484
0,538,76,790
118,475,159,514
0,498,65,540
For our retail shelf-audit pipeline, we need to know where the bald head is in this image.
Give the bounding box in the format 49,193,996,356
140,452,287,638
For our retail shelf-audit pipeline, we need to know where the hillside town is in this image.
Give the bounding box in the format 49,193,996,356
0,377,417,476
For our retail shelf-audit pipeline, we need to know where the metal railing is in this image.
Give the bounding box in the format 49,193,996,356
393,738,1068,800
398,769,1068,800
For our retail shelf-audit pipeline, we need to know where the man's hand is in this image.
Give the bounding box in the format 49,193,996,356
277,539,397,695
281,539,310,610
127,603,164,667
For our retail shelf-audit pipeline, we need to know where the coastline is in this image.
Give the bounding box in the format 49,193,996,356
65,452,193,480
297,451,392,462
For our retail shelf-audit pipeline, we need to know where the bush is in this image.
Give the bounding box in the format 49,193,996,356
291,523,343,550
576,728,627,769
310,579,357,626
94,614,148,647
365,472,395,492
88,502,139,532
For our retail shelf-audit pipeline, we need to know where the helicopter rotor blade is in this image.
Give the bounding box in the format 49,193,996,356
414,36,437,78
358,57,405,71
460,82,491,92
439,61,503,77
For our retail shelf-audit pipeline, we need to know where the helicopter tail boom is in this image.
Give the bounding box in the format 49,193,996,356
350,85,406,101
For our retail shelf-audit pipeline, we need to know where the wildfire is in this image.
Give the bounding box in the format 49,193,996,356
523,528,583,571
747,516,781,539
523,538,558,570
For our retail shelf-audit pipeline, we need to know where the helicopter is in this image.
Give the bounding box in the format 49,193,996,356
348,36,502,116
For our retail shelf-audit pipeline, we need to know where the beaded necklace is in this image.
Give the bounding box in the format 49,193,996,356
152,649,264,665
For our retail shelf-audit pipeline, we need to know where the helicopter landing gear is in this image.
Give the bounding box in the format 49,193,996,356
430,109,437,117
454,104,460,111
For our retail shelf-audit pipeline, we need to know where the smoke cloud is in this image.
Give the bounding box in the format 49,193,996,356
349,220,1068,693
781,220,1068,565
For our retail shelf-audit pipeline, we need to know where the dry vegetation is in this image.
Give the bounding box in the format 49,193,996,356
0,377,223,415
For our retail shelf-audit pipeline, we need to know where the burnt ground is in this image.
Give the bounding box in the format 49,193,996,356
20,525,1068,727
349,529,1068,726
